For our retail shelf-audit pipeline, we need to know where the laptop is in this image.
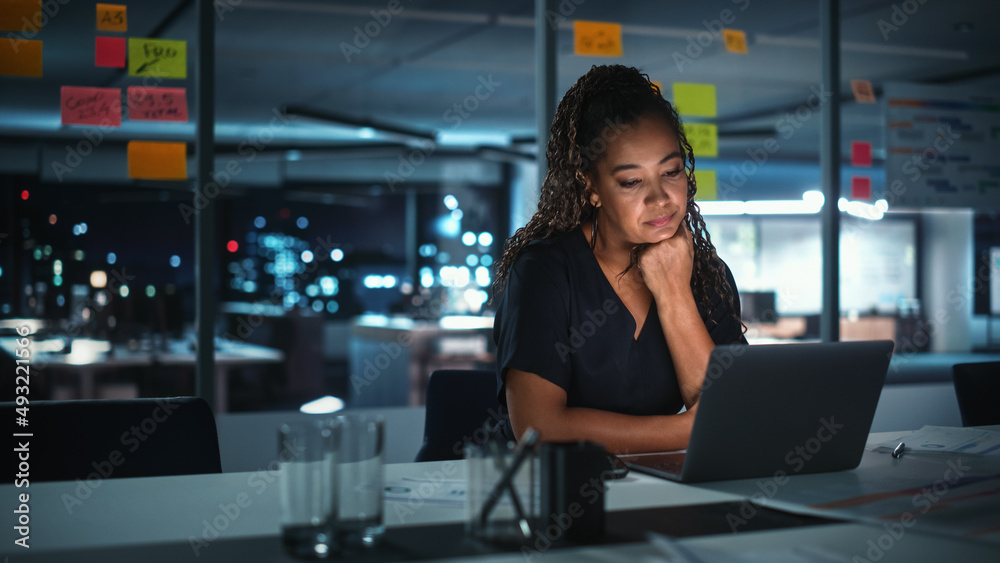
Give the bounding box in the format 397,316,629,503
620,340,894,483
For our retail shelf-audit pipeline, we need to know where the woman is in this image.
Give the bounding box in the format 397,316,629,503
491,65,747,454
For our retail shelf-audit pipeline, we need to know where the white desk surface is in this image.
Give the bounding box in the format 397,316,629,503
2,431,999,562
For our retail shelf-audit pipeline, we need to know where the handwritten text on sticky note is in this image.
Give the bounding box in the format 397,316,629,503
723,29,748,54
96,3,126,32
684,123,718,158
128,141,188,180
573,21,623,57
127,87,188,122
61,86,122,127
673,83,717,118
128,38,186,79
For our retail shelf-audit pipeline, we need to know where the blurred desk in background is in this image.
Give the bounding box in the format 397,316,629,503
0,336,283,412
349,315,494,408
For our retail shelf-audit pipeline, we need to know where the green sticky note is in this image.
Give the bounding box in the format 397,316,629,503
128,38,186,79
673,83,717,118
683,123,718,158
694,169,717,201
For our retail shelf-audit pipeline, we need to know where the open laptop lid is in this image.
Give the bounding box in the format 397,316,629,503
626,340,894,483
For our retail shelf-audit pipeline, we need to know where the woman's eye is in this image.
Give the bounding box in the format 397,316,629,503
620,179,640,188
663,169,683,178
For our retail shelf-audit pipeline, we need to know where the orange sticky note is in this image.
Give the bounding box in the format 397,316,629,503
573,21,623,57
722,29,748,54
128,141,187,180
61,86,122,127
1,0,41,32
0,38,42,77
127,87,188,122
651,81,663,96
96,3,127,32
851,79,876,104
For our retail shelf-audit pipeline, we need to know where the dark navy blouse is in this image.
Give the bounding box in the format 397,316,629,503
492,228,746,440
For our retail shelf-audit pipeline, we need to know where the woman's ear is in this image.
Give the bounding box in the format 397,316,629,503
585,177,601,208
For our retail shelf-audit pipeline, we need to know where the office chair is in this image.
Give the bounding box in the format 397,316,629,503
952,362,1000,427
414,369,501,462
1,396,222,482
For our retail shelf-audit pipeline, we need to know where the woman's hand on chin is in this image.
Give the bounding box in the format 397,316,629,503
637,222,694,300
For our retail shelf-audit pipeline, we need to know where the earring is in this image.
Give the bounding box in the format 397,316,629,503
590,208,599,249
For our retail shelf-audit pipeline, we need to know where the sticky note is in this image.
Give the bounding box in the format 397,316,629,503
573,21,623,57
694,170,717,201
851,176,872,200
851,141,872,167
61,86,122,127
96,36,126,68
684,123,718,158
673,83,716,118
96,4,126,32
1,0,41,32
722,29,748,54
128,87,188,122
652,81,663,96
128,141,187,180
851,79,876,104
0,38,42,77
128,38,187,79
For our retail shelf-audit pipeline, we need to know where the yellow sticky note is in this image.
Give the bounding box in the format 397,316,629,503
0,38,42,77
573,21,623,57
722,29,748,54
694,170,717,201
128,38,187,79
128,141,188,180
96,3,126,32
684,123,718,158
673,83,717,118
1,0,41,32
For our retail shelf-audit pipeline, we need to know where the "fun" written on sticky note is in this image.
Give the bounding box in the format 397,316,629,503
61,86,122,127
128,38,186,79
573,21,623,57
127,87,188,122
128,141,188,180
673,83,717,118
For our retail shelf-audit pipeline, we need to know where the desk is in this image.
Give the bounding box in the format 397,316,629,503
0,337,284,412
2,431,999,561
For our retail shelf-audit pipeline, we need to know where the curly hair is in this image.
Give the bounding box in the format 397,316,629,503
492,65,742,331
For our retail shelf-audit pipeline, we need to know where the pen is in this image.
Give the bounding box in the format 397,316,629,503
478,428,539,535
891,442,905,458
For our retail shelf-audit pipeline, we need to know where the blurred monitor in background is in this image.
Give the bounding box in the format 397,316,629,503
741,291,778,324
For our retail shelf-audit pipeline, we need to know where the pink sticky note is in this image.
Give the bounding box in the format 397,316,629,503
851,141,872,167
127,86,188,122
61,86,122,127
95,36,126,68
851,176,872,200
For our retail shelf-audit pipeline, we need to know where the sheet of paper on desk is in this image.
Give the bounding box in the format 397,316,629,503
874,425,1000,456
384,477,467,507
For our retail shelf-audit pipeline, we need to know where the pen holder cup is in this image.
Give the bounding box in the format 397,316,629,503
464,441,539,544
538,441,608,544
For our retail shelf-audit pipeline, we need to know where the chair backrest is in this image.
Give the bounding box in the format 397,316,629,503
1,396,222,482
414,369,500,462
952,362,1000,427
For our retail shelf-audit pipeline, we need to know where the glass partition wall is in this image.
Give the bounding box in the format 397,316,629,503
3,0,997,409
